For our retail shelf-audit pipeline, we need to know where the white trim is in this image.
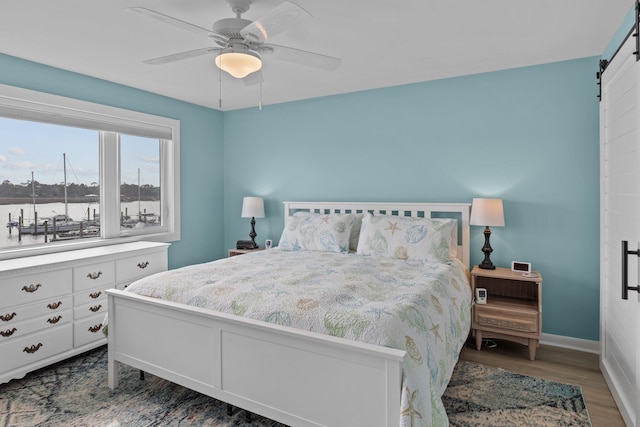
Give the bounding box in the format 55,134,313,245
0,84,173,139
540,333,600,354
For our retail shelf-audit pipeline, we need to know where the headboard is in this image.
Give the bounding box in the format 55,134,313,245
283,201,471,269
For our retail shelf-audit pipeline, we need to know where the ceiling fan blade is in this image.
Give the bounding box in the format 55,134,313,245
240,1,311,44
128,7,213,38
263,44,341,71
143,47,220,65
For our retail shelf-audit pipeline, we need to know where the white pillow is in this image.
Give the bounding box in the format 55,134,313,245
277,215,307,251
278,213,356,253
356,213,456,263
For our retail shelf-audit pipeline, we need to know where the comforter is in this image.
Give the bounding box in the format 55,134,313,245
125,249,472,426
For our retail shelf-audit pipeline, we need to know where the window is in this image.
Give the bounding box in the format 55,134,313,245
0,84,180,260
119,135,162,232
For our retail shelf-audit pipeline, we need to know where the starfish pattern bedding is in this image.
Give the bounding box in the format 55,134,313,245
125,249,471,426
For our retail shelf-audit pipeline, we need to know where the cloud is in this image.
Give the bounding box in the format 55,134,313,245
0,161,34,170
140,156,159,163
0,155,6,162
16,161,34,169
9,147,25,155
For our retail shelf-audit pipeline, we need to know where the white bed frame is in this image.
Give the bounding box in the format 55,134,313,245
107,201,471,427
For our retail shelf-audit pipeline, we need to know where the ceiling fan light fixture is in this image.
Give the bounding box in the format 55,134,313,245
215,48,262,78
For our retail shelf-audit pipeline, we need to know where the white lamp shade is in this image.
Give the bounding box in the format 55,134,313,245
470,198,505,227
241,197,265,218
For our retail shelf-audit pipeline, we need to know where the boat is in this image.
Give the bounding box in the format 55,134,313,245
19,215,85,235
9,154,101,238
120,168,159,229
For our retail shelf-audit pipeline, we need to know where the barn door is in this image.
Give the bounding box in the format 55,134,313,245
600,29,640,427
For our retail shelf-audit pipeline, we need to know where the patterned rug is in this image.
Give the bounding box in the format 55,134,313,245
444,361,591,426
0,346,591,426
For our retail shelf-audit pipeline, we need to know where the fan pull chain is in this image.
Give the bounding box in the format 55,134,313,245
259,70,263,111
218,55,223,109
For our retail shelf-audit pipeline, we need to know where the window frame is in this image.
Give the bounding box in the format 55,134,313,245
0,84,180,261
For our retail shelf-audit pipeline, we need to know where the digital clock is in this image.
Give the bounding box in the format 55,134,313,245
511,261,531,273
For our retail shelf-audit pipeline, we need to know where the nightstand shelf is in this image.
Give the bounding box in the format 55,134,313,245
471,266,542,361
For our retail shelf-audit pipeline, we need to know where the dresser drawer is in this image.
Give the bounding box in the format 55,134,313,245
115,250,167,283
0,269,72,309
74,314,106,347
73,261,115,292
0,295,72,326
74,285,110,307
0,324,73,373
0,309,71,341
474,305,538,334
73,298,107,320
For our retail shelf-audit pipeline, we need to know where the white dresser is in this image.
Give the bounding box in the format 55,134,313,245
0,241,169,384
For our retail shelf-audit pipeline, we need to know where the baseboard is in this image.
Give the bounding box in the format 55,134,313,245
540,333,600,355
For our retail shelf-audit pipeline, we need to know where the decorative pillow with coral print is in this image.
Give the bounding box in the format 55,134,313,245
356,213,456,263
278,213,356,253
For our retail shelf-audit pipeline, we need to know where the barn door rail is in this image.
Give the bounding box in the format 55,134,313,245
622,240,640,299
597,0,640,100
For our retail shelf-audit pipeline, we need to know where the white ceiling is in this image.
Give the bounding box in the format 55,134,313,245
0,0,633,111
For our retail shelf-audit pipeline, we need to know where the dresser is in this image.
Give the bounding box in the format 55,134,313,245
0,241,169,383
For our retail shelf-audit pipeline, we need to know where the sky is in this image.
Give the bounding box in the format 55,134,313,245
0,117,160,187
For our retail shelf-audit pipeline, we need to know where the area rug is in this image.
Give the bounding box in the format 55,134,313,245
444,361,591,426
0,346,591,426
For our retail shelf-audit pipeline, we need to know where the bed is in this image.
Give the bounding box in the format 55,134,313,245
106,201,472,427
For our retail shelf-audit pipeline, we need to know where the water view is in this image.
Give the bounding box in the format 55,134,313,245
1,115,163,250
1,200,160,249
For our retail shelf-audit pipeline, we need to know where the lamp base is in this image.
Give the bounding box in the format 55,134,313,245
478,225,496,270
249,216,258,249
478,260,496,270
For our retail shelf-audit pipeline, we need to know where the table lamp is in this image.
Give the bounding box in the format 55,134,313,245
241,196,265,249
470,198,505,270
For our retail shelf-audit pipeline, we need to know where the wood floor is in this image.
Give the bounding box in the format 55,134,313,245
458,338,625,427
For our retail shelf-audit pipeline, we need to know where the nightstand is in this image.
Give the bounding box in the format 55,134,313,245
228,248,265,257
471,266,542,361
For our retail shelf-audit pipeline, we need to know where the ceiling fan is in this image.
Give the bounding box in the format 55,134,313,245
129,0,341,79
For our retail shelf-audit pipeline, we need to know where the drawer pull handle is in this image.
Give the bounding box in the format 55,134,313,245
89,291,102,299
0,312,17,322
0,328,17,337
87,271,102,280
47,301,62,310
89,304,102,313
88,324,102,333
47,316,62,324
137,261,149,269
22,284,42,293
23,343,43,354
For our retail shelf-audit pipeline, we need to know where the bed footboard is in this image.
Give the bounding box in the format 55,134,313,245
107,289,405,427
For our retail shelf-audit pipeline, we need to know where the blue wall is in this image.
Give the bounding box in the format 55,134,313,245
224,57,601,341
0,53,225,269
0,51,603,341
